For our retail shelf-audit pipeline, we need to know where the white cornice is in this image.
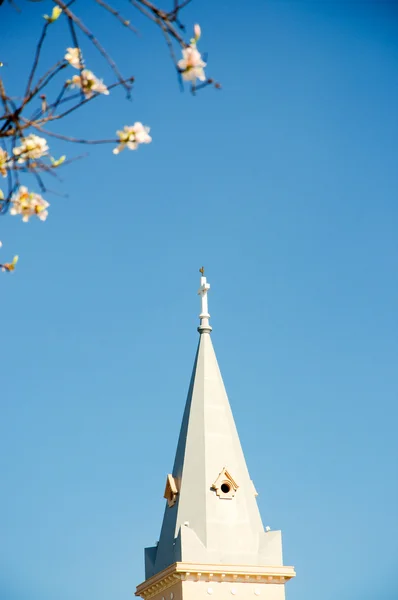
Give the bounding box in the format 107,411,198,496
136,562,296,599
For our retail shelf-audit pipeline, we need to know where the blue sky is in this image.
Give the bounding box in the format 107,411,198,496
1,1,398,600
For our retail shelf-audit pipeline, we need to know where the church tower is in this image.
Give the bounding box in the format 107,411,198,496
136,273,295,600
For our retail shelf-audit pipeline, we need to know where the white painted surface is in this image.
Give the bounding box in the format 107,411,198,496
150,330,284,574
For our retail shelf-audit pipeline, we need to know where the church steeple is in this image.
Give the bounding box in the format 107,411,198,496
136,273,295,600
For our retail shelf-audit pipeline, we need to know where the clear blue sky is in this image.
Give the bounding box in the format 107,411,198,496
1,1,397,600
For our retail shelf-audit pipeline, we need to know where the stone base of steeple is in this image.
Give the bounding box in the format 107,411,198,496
136,562,296,600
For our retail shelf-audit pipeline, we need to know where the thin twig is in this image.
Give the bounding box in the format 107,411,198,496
156,20,184,91
39,77,134,123
13,153,87,176
53,0,133,96
0,79,10,116
29,75,133,126
158,20,180,67
29,123,117,145
191,78,221,94
132,0,186,45
95,0,139,34
129,0,158,25
32,168,46,193
30,82,68,122
22,62,67,110
24,23,50,97
66,13,86,102
168,0,192,21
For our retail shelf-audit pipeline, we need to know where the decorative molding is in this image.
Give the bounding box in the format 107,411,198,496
211,468,239,499
164,474,179,507
136,562,296,599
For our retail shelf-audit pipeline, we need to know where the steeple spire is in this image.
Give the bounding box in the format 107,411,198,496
197,267,212,333
136,273,295,600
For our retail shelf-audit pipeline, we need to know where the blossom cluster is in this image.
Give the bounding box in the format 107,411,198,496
1,18,213,276
65,47,83,69
13,134,49,163
10,186,50,223
65,48,109,98
178,24,206,82
2,25,210,270
70,69,109,99
113,123,152,154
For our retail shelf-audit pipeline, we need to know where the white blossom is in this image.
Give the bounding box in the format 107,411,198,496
10,186,50,223
70,69,109,98
178,44,206,82
65,47,83,69
113,123,152,154
0,148,9,177
194,24,201,40
13,135,49,163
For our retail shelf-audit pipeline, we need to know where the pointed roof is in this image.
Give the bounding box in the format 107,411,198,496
144,272,284,579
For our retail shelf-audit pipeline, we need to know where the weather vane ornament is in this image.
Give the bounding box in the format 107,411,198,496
197,267,211,333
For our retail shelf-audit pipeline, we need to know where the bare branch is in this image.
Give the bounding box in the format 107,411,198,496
35,77,134,124
24,22,50,97
53,0,133,95
0,0,220,253
95,0,139,34
23,62,67,110
29,122,117,145
0,79,11,116
130,0,187,46
192,78,221,94
168,0,192,22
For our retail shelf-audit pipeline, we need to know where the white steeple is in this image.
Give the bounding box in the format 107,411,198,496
136,272,295,600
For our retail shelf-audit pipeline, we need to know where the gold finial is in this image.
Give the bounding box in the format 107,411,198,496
199,266,205,276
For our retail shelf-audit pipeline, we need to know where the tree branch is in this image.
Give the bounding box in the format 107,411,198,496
95,0,139,34
24,22,50,97
29,122,117,145
53,0,133,96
